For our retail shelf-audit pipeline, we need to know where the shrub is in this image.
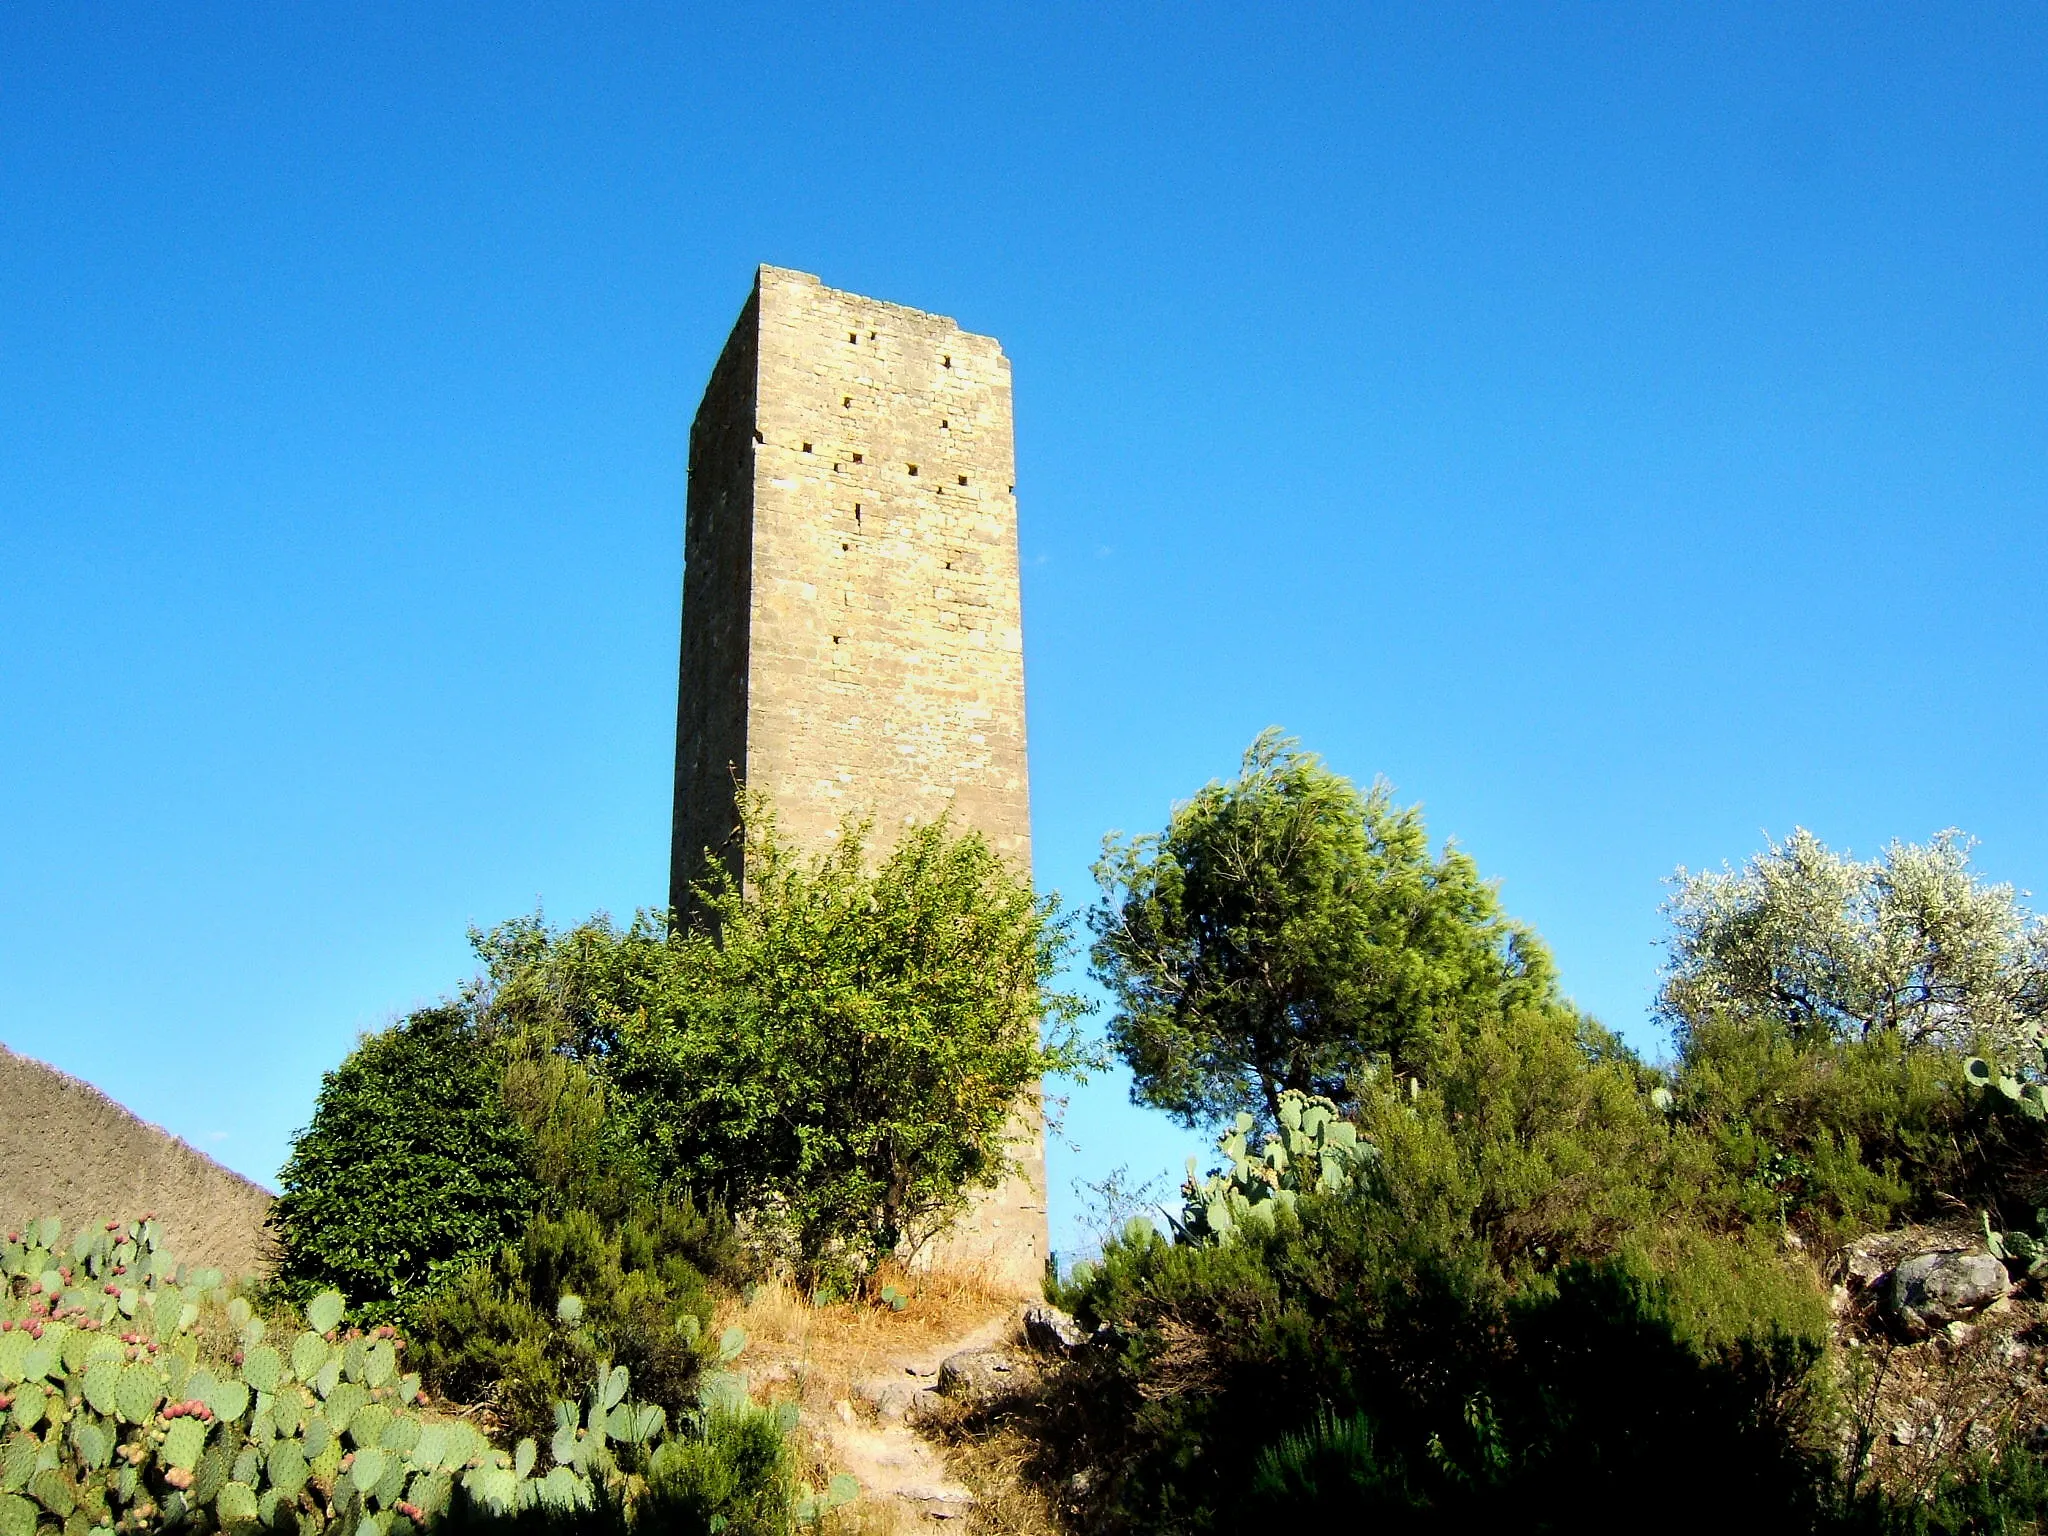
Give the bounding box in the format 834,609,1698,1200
410,1202,727,1445
1045,993,1836,1533
1052,1196,1832,1533
638,1405,795,1536
272,1006,538,1320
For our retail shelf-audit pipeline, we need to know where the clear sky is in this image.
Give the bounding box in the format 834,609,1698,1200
4,5,2044,1261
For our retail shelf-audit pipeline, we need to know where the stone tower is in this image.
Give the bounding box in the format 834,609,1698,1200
669,265,1044,1289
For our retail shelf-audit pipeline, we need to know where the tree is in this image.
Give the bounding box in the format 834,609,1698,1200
1659,828,2048,1056
488,802,1090,1280
271,1005,539,1318
1089,730,1558,1129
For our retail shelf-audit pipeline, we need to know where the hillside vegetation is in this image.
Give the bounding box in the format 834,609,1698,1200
16,739,2048,1533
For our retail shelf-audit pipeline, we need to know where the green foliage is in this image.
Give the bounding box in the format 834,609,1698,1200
1672,1015,2004,1241
1962,1020,2048,1146
1042,790,2048,1529
1051,1184,1831,1533
410,1203,726,1446
637,1405,794,1536
272,1006,540,1321
1248,1411,1413,1521
1844,1444,2048,1535
0,1218,560,1531
1090,729,1558,1128
485,804,1092,1279
1042,976,1841,1532
1360,1005,1686,1275
1172,1089,1375,1243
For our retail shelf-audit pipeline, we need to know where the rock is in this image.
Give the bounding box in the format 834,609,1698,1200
1887,1251,2010,1337
857,1374,939,1424
1023,1304,1088,1357
937,1348,1018,1405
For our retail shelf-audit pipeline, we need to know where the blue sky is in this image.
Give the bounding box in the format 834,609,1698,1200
4,5,2044,1260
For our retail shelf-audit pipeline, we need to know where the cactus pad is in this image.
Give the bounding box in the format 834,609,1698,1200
305,1291,346,1335
266,1440,309,1500
162,1417,208,1472
287,1332,324,1384
216,1479,259,1526
113,1364,159,1425
241,1344,282,1395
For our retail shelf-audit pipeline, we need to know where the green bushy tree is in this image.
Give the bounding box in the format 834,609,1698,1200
475,803,1091,1279
272,1005,539,1319
1090,730,1557,1128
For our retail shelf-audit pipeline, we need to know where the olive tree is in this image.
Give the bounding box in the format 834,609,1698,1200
1660,828,2048,1056
1089,729,1559,1128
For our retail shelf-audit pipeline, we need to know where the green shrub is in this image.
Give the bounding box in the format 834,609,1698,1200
410,1203,727,1445
272,1006,539,1320
1047,994,1837,1533
1248,1411,1416,1523
638,1405,795,1536
1670,1015,2014,1240
1054,1197,1832,1533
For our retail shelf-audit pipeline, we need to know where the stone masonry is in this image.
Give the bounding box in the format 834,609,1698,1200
0,1043,275,1278
669,266,1045,1290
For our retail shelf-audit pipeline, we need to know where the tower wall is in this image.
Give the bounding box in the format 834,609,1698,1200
670,266,1045,1290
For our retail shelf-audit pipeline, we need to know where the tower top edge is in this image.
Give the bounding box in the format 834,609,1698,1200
751,264,1002,354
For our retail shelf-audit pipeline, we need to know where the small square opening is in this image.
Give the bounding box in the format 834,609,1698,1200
957,474,968,486
907,464,919,476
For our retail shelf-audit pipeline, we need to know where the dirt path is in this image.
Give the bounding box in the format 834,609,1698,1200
728,1275,1026,1528
827,1310,1015,1523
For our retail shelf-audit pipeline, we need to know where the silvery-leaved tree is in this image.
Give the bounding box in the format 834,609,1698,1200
1659,828,2048,1057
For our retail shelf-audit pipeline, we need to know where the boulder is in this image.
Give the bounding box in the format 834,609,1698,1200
1023,1304,1088,1357
1885,1250,2010,1336
936,1349,1018,1406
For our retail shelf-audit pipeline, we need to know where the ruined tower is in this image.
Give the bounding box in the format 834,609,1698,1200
669,266,1044,1287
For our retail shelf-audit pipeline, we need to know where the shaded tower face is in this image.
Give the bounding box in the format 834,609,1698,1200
671,265,1030,905
670,266,1044,1288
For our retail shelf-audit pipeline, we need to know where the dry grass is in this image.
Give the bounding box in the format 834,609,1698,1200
721,1261,1022,1408
915,1406,1067,1536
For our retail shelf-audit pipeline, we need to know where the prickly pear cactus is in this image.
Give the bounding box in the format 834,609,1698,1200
0,1217,713,1535
1172,1091,1376,1245
1964,1023,2048,1119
